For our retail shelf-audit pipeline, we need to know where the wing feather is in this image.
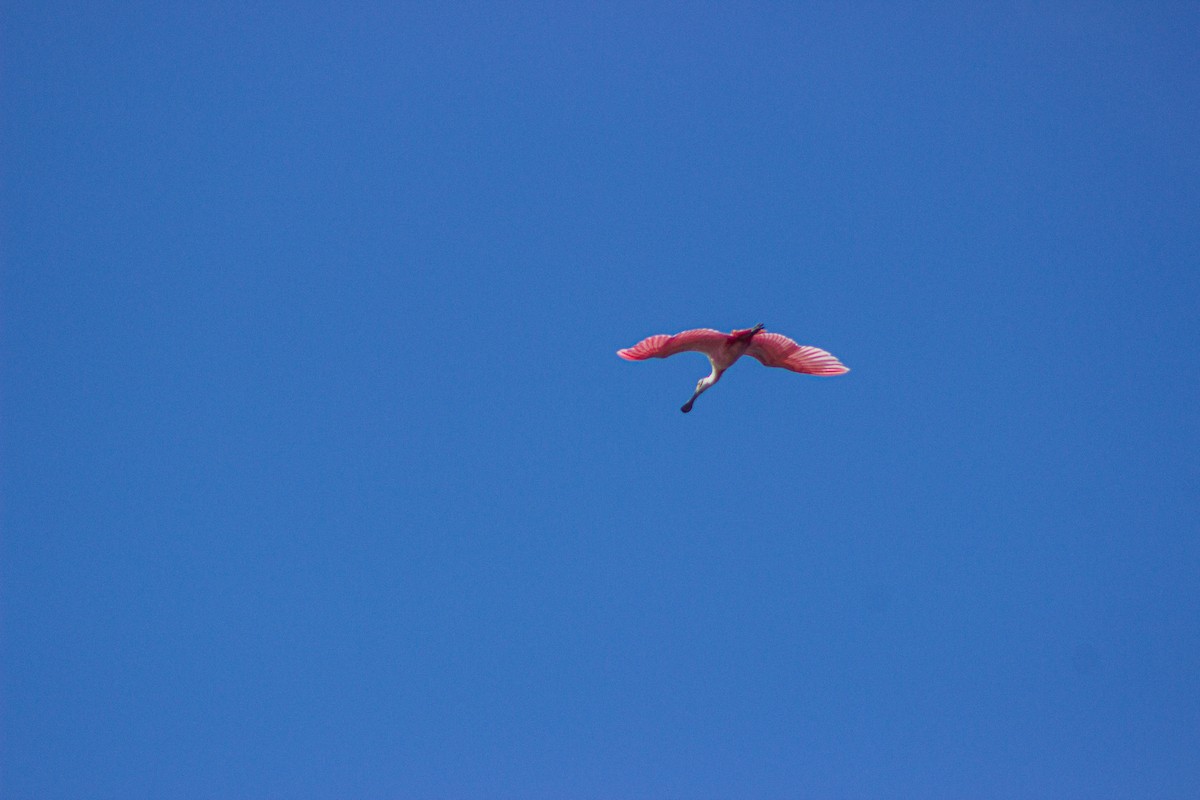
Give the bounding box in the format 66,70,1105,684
617,329,728,361
745,332,849,375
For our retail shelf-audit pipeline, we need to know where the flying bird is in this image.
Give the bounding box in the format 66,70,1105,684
618,324,849,413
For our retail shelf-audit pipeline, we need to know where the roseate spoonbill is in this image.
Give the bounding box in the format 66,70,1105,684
617,324,849,413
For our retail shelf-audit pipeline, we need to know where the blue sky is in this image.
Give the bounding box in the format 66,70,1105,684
3,2,1198,797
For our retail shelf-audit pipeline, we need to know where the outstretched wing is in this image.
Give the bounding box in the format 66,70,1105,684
745,332,849,375
617,329,727,361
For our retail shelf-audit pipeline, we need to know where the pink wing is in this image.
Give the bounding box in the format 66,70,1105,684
617,329,728,360
745,332,849,375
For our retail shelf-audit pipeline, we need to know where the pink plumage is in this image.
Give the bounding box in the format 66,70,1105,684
617,324,848,412
744,332,850,376
616,329,728,361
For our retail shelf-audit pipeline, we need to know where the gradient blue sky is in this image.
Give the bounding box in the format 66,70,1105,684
3,3,1198,797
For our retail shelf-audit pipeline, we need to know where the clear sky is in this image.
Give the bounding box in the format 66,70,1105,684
3,2,1198,797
